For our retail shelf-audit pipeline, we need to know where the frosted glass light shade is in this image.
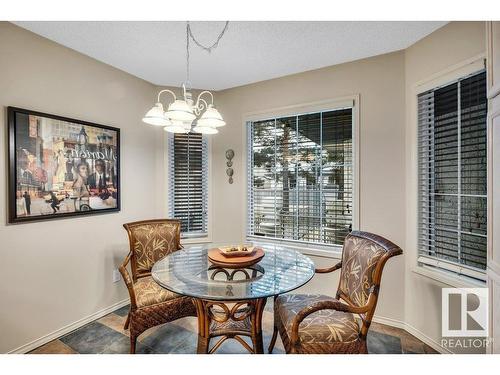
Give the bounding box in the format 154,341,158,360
193,125,218,134
164,120,192,134
166,100,196,122
196,105,226,128
143,103,171,126
164,124,189,133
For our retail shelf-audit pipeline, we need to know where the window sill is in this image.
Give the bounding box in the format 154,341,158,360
412,265,486,288
248,236,342,260
181,237,212,245
297,246,342,260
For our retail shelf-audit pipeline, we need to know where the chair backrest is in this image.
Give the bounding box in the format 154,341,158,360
336,231,402,336
123,219,182,280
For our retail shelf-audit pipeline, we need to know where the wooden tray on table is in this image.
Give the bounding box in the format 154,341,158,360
208,247,265,269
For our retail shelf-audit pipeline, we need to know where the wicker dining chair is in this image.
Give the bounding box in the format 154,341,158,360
268,231,403,354
120,219,197,353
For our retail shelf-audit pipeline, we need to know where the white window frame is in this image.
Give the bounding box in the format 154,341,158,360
243,96,360,256
410,54,487,285
166,132,212,244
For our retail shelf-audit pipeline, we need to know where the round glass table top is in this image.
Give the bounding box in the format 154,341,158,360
151,243,315,301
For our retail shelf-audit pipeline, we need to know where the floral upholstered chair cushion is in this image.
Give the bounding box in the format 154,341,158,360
269,231,403,354
128,222,180,276
276,294,360,344
121,219,198,354
133,276,179,308
338,235,386,307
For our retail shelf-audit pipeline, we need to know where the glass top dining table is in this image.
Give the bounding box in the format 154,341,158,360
151,242,315,301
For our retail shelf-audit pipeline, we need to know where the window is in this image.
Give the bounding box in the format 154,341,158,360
168,132,208,238
247,107,353,247
418,71,487,280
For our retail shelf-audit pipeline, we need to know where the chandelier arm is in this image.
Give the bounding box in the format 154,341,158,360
157,89,177,103
195,91,214,108
193,98,209,116
182,83,190,100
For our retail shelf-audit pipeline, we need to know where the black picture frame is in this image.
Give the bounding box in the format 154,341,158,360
7,106,121,224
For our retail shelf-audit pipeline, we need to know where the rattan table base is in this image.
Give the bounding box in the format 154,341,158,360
193,297,267,354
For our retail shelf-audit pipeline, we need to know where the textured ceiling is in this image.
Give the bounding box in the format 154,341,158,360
13,21,447,90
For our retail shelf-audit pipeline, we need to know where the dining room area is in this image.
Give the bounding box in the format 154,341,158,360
34,229,408,355
1,2,500,374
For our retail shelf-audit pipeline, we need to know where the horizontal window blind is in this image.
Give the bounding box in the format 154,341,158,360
418,70,487,278
247,108,353,247
168,132,208,237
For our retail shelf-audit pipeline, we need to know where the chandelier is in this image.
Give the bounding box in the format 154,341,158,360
142,21,229,134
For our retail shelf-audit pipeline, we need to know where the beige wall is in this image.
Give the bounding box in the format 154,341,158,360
404,21,486,353
0,22,164,353
0,21,488,354
212,51,407,323
211,21,487,353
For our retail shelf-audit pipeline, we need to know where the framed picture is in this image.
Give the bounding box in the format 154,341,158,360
8,107,120,223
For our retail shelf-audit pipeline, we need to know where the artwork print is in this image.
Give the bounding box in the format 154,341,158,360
8,107,120,223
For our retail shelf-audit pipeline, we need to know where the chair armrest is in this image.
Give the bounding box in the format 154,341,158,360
315,261,342,274
118,251,137,310
290,299,369,345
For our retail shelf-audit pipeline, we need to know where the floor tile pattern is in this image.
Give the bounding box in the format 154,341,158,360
29,299,438,354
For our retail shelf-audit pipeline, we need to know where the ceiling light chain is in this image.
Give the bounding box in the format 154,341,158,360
187,21,229,53
185,21,229,87
186,22,190,85
143,21,229,135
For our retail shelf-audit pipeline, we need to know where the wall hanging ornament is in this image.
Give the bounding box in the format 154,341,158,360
226,149,234,184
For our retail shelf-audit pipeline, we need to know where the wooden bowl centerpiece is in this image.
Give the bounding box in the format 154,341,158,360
208,245,265,268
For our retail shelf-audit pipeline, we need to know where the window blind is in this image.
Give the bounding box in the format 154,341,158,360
418,71,487,278
247,108,353,247
168,132,208,237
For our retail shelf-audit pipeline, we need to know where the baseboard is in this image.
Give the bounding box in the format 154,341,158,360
372,315,451,354
7,299,129,354
403,322,452,354
9,300,448,354
372,315,406,330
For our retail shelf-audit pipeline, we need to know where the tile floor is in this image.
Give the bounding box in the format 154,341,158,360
29,300,438,354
